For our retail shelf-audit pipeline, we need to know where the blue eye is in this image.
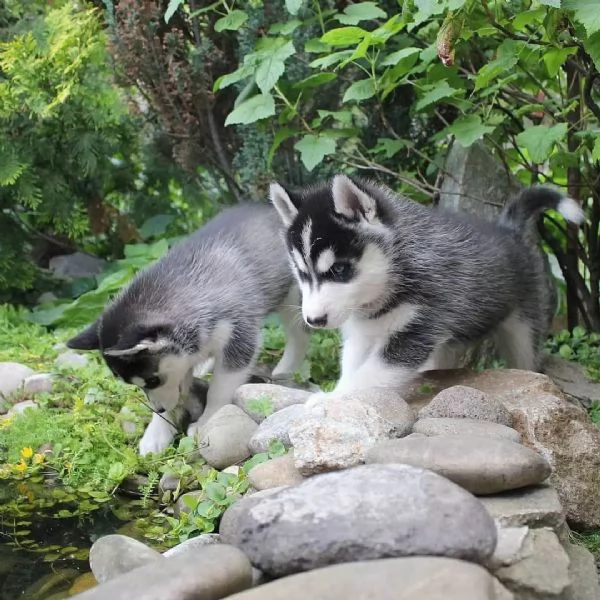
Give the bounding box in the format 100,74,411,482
330,262,352,280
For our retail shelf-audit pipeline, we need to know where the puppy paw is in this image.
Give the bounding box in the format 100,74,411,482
138,417,176,456
305,390,337,410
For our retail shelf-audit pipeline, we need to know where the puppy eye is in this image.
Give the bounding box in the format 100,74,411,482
330,262,352,281
145,376,161,389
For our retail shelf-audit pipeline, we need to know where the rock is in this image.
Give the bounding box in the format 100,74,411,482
48,251,105,280
413,417,521,442
485,526,530,570
409,368,600,529
22,569,79,599
163,534,221,558
54,351,89,369
73,544,252,600
479,485,566,532
0,362,34,398
222,465,241,476
223,557,512,600
231,464,497,577
197,405,257,470
494,528,571,600
565,543,600,600
68,573,97,595
251,567,265,587
53,342,68,353
543,354,600,409
37,291,58,304
248,404,307,454
174,491,203,517
158,472,180,494
234,384,311,422
23,373,53,394
366,435,551,495
89,534,164,583
419,385,513,427
8,400,39,416
248,452,304,490
219,487,287,544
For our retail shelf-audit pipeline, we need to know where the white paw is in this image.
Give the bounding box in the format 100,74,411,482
138,418,176,456
186,420,202,439
305,390,337,410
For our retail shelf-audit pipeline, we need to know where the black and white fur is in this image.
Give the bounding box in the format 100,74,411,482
271,174,585,399
67,204,310,455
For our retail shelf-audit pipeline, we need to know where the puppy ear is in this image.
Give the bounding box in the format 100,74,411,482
104,324,171,357
331,174,378,223
66,321,100,351
270,182,300,227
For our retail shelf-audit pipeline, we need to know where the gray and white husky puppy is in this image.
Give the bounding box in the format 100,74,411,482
66,204,310,455
271,174,584,399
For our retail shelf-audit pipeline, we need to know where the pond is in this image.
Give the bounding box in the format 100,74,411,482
0,482,161,600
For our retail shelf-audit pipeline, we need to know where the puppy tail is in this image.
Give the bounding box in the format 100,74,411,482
498,186,585,231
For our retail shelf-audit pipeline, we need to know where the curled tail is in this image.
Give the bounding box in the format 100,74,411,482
498,186,585,231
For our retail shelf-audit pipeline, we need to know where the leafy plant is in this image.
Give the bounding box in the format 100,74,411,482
546,327,600,382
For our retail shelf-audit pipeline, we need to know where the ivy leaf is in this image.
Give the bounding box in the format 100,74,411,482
285,0,304,15
543,47,578,77
380,47,420,67
336,2,387,25
164,0,183,23
224,93,275,126
447,115,495,147
414,81,459,111
342,79,376,102
516,123,568,163
321,26,367,46
294,134,337,171
255,40,295,94
563,0,600,36
215,9,248,32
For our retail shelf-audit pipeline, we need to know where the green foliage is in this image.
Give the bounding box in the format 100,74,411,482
546,327,600,382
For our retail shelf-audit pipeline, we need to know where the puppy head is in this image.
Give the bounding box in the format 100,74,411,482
270,174,392,329
66,312,192,412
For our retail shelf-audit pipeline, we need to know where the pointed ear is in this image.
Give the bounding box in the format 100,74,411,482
270,182,300,227
103,324,171,357
66,321,100,351
331,174,378,222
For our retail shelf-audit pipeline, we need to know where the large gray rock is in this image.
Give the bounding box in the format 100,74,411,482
197,405,257,470
224,557,513,600
163,534,221,558
0,362,34,398
479,485,566,532
231,464,497,577
72,544,252,600
413,417,521,443
248,404,307,454
485,526,530,571
23,373,53,395
89,534,164,583
366,435,551,495
49,252,105,280
543,354,600,409
419,385,513,427
234,384,311,423
565,542,600,600
494,529,571,600
7,400,39,416
248,452,304,490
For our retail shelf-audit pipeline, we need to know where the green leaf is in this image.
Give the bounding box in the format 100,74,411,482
269,20,302,35
543,46,578,77
336,2,387,25
516,123,568,163
214,10,248,33
139,215,173,240
380,47,420,66
214,63,254,91
285,0,303,15
224,93,275,126
293,73,337,90
563,0,600,36
268,127,297,168
321,26,367,46
448,115,495,147
305,39,330,53
164,0,183,23
591,137,600,162
373,138,408,158
475,53,519,91
294,134,337,171
584,31,600,71
539,0,560,6
414,81,459,111
342,79,376,102
255,40,295,94
310,51,353,69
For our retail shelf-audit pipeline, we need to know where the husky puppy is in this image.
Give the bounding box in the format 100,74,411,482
270,174,584,399
66,204,310,455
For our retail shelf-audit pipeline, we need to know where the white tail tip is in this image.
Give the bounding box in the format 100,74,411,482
558,197,585,225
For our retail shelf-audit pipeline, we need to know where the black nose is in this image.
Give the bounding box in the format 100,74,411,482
306,314,328,328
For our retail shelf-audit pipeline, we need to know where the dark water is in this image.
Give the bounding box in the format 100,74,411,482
0,484,157,600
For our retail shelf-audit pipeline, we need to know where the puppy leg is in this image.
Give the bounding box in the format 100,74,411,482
272,286,311,378
495,312,538,371
139,412,178,456
187,325,260,436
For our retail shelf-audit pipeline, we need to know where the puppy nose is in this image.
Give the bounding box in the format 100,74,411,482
306,314,328,328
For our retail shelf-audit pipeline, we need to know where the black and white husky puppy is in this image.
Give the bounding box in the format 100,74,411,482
271,174,584,399
67,204,310,455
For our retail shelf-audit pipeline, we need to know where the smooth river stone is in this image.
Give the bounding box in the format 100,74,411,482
366,435,551,495
413,417,521,442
